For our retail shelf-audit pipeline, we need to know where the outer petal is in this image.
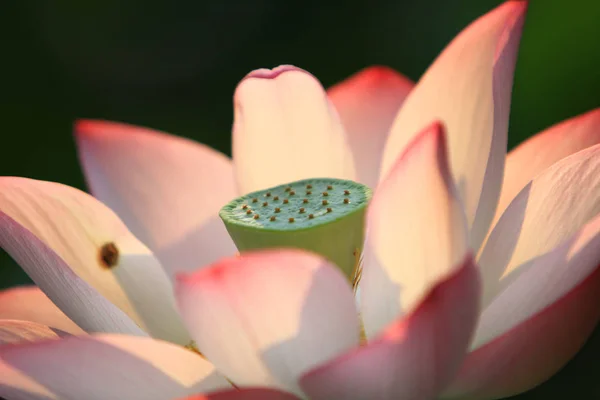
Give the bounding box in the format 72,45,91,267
233,65,356,193
0,334,230,400
478,144,600,308
0,286,83,335
380,1,527,252
300,256,480,400
0,320,70,345
495,108,600,222
176,250,360,396
327,66,414,188
75,119,238,276
360,122,469,338
0,178,189,344
445,215,600,399
181,388,301,400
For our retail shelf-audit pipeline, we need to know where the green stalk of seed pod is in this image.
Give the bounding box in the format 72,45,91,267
219,177,372,281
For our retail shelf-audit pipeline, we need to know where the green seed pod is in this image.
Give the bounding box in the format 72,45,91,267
219,178,372,281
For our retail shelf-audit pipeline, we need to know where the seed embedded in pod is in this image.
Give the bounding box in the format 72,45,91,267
219,178,372,281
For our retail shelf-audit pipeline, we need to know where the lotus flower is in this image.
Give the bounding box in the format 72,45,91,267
1,1,600,399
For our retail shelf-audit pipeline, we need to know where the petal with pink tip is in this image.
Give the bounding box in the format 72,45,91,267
328,66,413,188
233,65,356,193
301,256,480,400
0,286,84,335
0,178,189,344
494,108,600,224
360,122,469,338
0,334,231,400
176,250,360,396
478,144,600,309
445,215,600,399
380,1,527,252
75,119,238,276
0,320,71,345
180,388,301,400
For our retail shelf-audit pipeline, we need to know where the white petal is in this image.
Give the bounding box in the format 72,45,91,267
75,119,238,276
478,143,600,341
0,334,230,400
0,320,70,345
0,178,189,344
0,286,84,335
233,65,355,194
360,122,468,338
328,66,413,188
380,1,527,252
176,250,360,396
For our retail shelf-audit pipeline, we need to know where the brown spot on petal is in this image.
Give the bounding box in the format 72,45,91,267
99,242,119,269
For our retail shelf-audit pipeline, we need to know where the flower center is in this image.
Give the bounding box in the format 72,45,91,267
219,178,372,284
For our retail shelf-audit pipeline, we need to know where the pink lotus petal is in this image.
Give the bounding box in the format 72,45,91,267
0,178,189,344
380,1,527,252
457,147,600,397
0,320,71,345
176,250,360,396
494,108,600,224
0,334,230,400
360,122,469,338
0,286,84,335
300,256,480,400
180,388,301,400
233,65,356,194
479,144,600,309
445,218,600,398
328,66,414,188
75,119,238,277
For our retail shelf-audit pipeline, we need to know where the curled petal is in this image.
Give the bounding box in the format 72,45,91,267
380,1,527,252
361,121,468,337
233,65,355,193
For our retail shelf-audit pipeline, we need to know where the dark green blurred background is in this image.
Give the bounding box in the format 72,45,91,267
1,0,599,398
